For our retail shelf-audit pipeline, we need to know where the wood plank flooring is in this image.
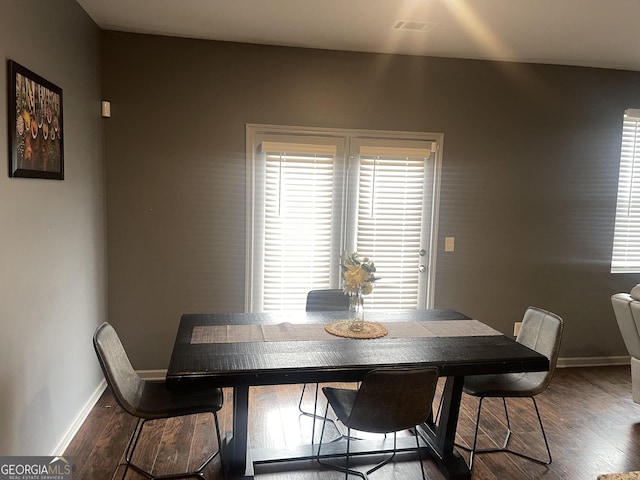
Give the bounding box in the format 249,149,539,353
64,366,640,479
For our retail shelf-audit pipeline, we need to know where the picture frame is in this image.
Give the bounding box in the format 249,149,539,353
7,60,64,179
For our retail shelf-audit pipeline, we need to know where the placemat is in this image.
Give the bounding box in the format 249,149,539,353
324,320,388,339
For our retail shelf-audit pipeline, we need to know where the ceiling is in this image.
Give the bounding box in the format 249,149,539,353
76,0,640,72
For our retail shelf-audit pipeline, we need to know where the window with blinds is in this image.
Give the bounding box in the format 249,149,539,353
355,146,432,309
612,109,640,273
262,142,337,310
246,125,442,312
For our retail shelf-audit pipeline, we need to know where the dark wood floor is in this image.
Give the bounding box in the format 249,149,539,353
65,366,640,479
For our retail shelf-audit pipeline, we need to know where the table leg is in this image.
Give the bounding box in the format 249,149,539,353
227,384,252,477
417,376,471,480
226,377,468,479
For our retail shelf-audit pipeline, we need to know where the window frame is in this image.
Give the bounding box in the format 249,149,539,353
245,123,443,312
612,109,640,273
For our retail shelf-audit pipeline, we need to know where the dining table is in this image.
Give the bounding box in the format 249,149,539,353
165,308,549,480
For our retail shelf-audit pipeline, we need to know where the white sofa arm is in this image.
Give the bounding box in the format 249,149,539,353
612,292,640,359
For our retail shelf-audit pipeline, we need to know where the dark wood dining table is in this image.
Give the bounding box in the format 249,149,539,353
166,309,549,480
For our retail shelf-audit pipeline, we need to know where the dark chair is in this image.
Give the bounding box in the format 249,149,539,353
305,288,350,312
299,289,350,424
317,367,439,480
460,306,563,470
93,322,224,479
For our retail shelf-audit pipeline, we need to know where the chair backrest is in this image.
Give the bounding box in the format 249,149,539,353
516,306,564,393
345,367,439,434
93,322,144,417
305,289,349,312
611,286,640,359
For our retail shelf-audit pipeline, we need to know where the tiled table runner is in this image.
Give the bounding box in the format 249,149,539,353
191,319,501,344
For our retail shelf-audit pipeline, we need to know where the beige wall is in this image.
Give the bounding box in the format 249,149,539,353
102,31,640,369
0,0,105,455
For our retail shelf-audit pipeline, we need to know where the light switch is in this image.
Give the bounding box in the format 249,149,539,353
514,322,522,336
445,237,455,252
101,101,111,118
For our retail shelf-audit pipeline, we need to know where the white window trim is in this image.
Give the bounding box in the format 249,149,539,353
245,123,443,312
612,109,640,273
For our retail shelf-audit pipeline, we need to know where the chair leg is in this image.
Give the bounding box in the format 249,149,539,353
414,429,427,480
316,403,330,468
317,406,366,479
122,418,145,479
299,383,323,444
193,411,224,474
502,397,552,465
345,429,352,480
500,397,512,449
298,383,310,414
317,402,414,479
312,382,319,442
468,396,484,470
365,432,397,477
333,429,405,479
213,410,225,471
298,383,324,419
120,414,223,480
462,396,552,470
300,383,343,444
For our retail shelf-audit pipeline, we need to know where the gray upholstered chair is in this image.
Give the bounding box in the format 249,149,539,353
299,289,350,421
93,322,224,479
611,285,640,404
460,306,563,470
317,367,439,480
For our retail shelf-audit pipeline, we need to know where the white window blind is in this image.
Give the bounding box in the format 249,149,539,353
261,142,337,310
355,145,433,309
612,109,640,273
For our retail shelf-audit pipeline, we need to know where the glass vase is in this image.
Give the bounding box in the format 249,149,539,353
348,288,365,332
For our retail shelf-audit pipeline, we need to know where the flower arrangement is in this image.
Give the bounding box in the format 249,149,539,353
341,252,379,295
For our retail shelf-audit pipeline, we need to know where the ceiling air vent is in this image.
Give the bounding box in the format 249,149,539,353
393,21,437,32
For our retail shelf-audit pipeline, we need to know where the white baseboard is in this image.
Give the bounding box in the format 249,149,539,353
51,380,106,456
557,355,630,368
51,370,164,456
51,370,163,456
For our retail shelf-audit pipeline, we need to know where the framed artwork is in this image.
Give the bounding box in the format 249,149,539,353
8,60,64,179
